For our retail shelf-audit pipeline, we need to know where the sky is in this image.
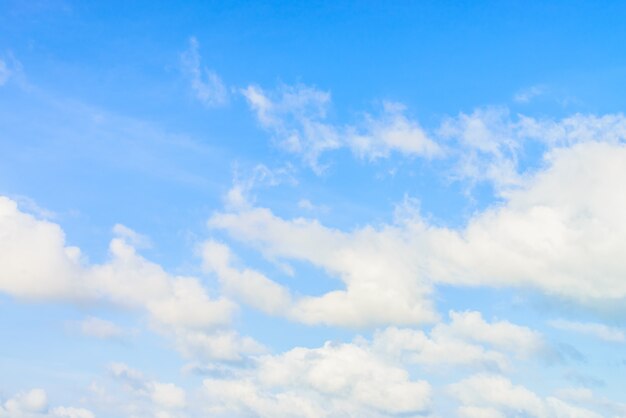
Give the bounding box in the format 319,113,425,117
1,1,626,417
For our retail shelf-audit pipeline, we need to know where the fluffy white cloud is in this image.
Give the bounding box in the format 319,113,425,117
150,383,186,409
0,196,86,300
173,329,266,361
109,363,186,408
0,196,251,360
202,240,293,316
428,141,626,306
209,141,626,321
449,374,602,418
180,37,228,107
372,311,545,372
203,215,437,327
0,389,94,418
434,311,545,358
203,341,432,417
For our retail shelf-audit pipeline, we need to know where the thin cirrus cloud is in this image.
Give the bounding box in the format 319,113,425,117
0,388,95,418
548,319,625,343
180,37,229,107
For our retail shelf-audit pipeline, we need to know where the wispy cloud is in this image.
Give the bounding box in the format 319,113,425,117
180,37,228,107
514,85,547,103
549,319,625,342
241,84,441,172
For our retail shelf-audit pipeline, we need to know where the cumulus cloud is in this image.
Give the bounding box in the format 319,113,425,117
0,389,94,418
428,141,626,307
203,216,438,327
449,374,603,418
107,363,187,414
0,196,255,361
208,140,626,321
180,37,228,107
203,341,432,417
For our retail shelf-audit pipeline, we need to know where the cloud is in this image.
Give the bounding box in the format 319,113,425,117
435,311,546,358
0,389,94,418
203,217,438,327
203,341,432,417
549,319,625,342
112,223,152,249
241,84,440,171
348,101,441,159
439,107,626,190
108,363,186,412
72,316,128,340
208,140,626,322
428,141,626,307
180,37,228,107
202,240,293,316
449,374,603,418
0,196,255,361
514,85,547,103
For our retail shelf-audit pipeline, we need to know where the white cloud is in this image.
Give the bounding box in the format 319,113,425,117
428,141,626,306
107,363,187,413
435,310,545,358
548,319,625,342
208,140,626,323
202,240,293,316
204,214,438,327
0,195,251,361
449,374,603,418
173,328,266,361
74,316,127,340
439,108,626,190
112,223,152,248
0,389,94,418
514,85,547,103
0,196,85,300
241,84,440,171
348,101,441,160
371,311,545,372
180,37,228,107
203,340,432,417
372,326,510,372
150,382,186,409
49,407,95,418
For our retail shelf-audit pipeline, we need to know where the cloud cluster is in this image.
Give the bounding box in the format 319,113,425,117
449,374,603,418
0,196,256,361
0,389,94,418
205,140,626,327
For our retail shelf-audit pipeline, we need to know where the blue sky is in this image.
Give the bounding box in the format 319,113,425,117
1,1,626,417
